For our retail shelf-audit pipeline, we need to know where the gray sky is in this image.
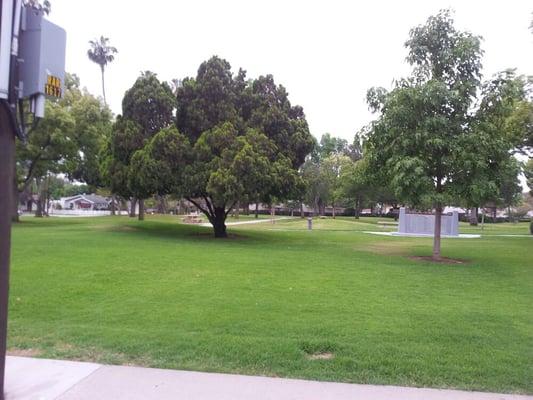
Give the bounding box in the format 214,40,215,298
48,0,532,142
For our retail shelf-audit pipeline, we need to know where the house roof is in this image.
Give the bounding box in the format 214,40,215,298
62,194,109,204
83,194,109,204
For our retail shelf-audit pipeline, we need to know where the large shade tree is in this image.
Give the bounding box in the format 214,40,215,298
365,10,519,260
139,56,314,237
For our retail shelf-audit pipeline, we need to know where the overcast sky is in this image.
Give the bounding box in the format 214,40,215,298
48,0,532,142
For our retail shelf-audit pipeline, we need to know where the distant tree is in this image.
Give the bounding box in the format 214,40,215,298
303,133,357,216
475,71,532,155
320,153,352,218
301,158,328,216
459,70,532,224
87,36,118,105
15,73,112,219
62,74,113,190
316,133,348,159
16,101,76,218
62,182,90,198
23,0,51,14
102,72,175,220
365,10,512,260
524,159,533,196
495,159,523,221
100,118,139,215
123,71,175,220
339,158,368,219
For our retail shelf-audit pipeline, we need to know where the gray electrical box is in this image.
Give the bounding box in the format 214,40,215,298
19,6,66,99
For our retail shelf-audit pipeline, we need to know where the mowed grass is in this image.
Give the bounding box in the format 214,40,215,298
8,215,533,394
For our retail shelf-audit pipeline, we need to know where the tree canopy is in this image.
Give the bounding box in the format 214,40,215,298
138,56,314,237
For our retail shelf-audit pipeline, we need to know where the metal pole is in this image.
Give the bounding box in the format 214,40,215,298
0,102,15,400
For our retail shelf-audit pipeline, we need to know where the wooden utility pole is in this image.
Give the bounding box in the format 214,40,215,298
0,102,15,400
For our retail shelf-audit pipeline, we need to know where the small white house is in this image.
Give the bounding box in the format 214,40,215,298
60,194,110,211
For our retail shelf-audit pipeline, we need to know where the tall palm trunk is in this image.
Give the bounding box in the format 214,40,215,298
100,64,106,105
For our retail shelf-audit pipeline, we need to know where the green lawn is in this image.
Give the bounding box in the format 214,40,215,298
8,216,533,394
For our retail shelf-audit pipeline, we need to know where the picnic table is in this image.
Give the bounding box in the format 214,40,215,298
182,214,203,224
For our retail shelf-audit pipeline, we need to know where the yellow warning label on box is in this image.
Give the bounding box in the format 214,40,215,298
44,75,62,97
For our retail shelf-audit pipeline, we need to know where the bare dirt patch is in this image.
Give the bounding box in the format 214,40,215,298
409,256,469,265
8,347,43,357
306,352,335,360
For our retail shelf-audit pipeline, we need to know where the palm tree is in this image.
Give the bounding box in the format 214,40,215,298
87,36,118,106
23,0,51,14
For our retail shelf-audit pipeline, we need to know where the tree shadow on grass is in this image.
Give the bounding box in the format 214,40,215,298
13,217,87,229
116,220,263,245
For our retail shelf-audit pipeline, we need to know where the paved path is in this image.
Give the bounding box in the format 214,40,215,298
199,217,296,227
5,356,532,400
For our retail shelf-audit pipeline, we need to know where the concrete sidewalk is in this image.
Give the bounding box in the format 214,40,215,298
5,356,532,400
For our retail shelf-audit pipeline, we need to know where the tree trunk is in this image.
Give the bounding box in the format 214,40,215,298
35,197,43,217
110,194,116,216
35,178,43,218
211,207,227,238
156,195,167,214
469,207,478,226
481,209,485,231
129,198,137,218
432,204,442,261
332,201,336,219
44,174,50,216
255,202,259,219
244,203,250,215
235,200,240,219
355,200,360,219
300,202,304,218
270,205,275,224
138,199,145,221
100,65,107,106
